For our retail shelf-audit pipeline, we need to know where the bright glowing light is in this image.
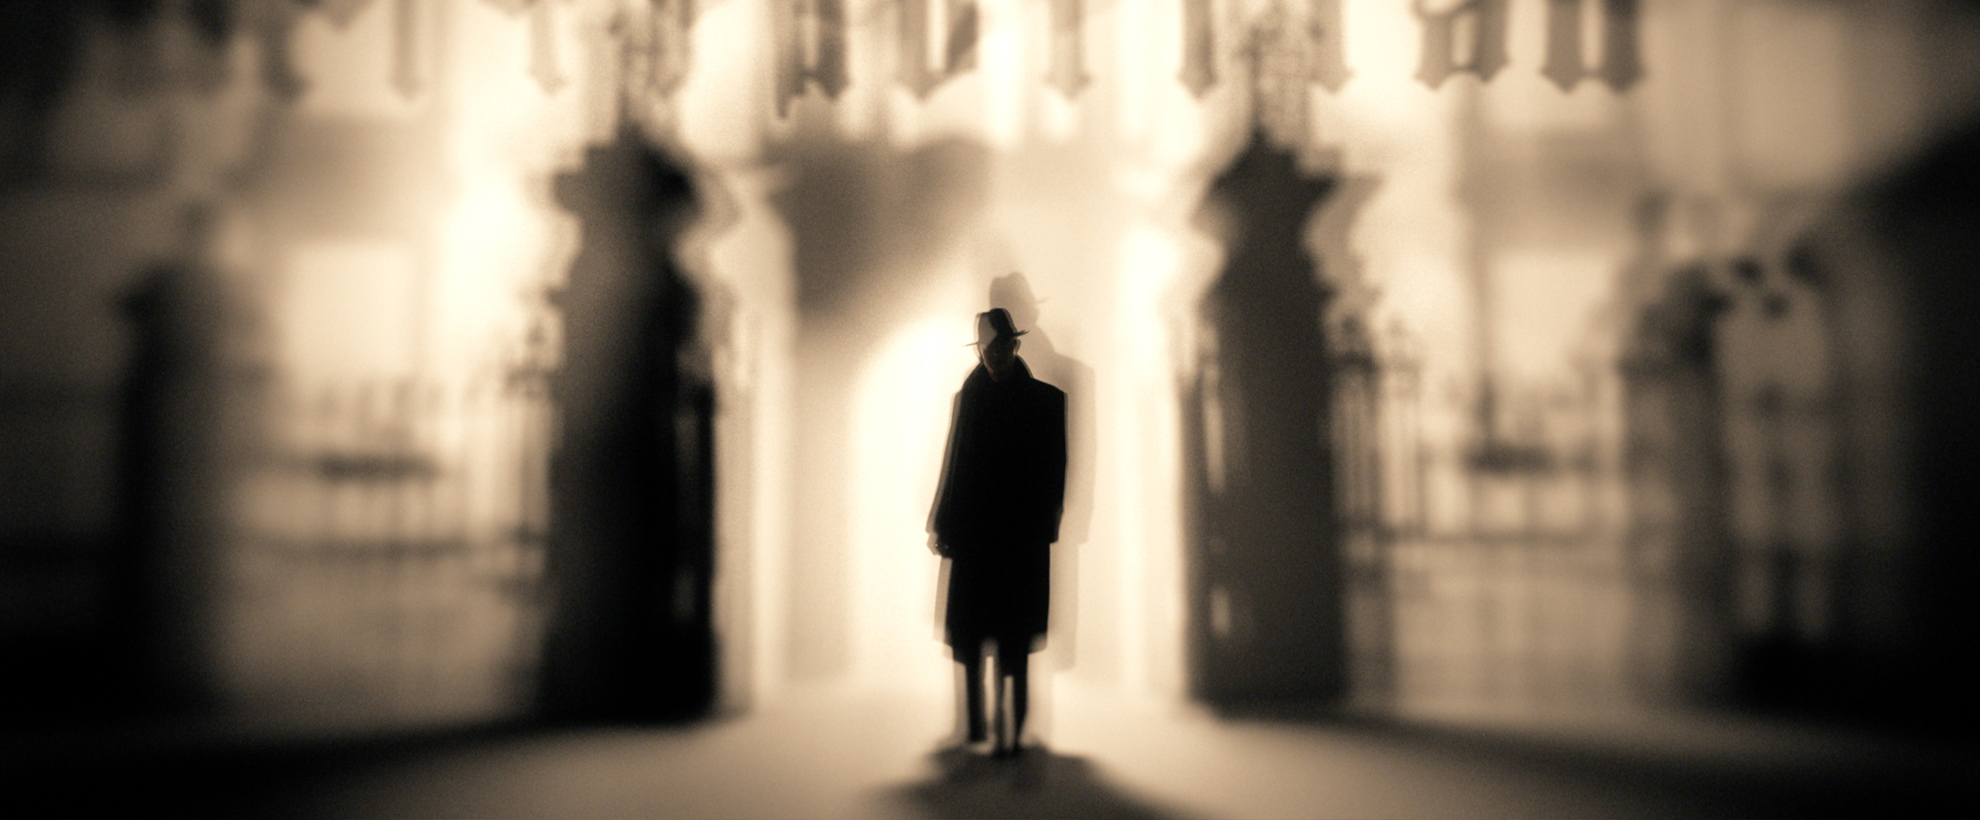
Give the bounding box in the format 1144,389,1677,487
1040,86,1081,143
676,0,772,162
848,308,978,694
697,166,801,703
278,240,422,382
1115,226,1182,378
1110,0,1151,144
1340,0,1446,131
981,0,1027,148
433,177,544,376
429,0,598,388
226,0,607,729
1492,248,1625,379
1113,224,1186,696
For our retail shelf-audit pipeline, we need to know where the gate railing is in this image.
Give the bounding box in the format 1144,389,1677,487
1340,318,1636,711
219,373,552,730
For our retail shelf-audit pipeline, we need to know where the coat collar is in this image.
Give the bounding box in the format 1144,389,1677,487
966,356,1034,391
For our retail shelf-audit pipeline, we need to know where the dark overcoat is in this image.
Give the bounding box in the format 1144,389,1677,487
930,357,1067,654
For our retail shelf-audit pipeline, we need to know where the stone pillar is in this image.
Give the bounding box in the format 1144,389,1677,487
114,206,246,715
1617,264,1734,704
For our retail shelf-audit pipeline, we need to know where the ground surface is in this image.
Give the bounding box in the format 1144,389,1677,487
6,679,1976,818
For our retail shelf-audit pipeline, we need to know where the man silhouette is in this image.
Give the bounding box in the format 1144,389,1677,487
929,307,1068,757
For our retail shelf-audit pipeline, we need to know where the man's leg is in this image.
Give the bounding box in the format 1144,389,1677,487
960,643,987,743
987,639,1007,749
991,650,1007,750
1000,641,1029,752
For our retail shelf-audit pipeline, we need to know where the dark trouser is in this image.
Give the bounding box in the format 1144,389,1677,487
960,638,1029,745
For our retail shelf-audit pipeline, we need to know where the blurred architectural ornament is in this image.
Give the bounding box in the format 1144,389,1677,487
1242,7,1302,147
243,0,308,99
1180,0,1217,97
1045,0,1090,98
0,0,1662,169
1190,0,1350,103
617,0,702,126
314,0,376,27
22,0,559,107
480,0,566,93
647,0,697,97
261,0,422,97
1414,0,1510,87
1541,0,1642,92
897,0,980,99
1241,3,1350,152
774,0,849,116
528,1,566,92
1305,0,1351,93
391,0,423,96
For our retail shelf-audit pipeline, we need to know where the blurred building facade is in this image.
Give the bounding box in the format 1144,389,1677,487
3,0,1978,737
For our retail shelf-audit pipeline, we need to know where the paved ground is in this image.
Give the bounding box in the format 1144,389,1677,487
7,679,1977,818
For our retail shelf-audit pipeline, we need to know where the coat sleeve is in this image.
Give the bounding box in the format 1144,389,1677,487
1040,388,1068,544
929,391,966,543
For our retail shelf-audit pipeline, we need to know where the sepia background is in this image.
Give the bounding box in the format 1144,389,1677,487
3,0,1978,815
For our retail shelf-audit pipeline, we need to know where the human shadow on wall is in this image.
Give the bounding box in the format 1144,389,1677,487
874,746,1190,820
987,273,1093,740
766,106,992,678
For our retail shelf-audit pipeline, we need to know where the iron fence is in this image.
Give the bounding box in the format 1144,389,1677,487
219,373,552,730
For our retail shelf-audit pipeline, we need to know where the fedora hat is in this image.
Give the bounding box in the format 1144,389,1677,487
970,307,1029,346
